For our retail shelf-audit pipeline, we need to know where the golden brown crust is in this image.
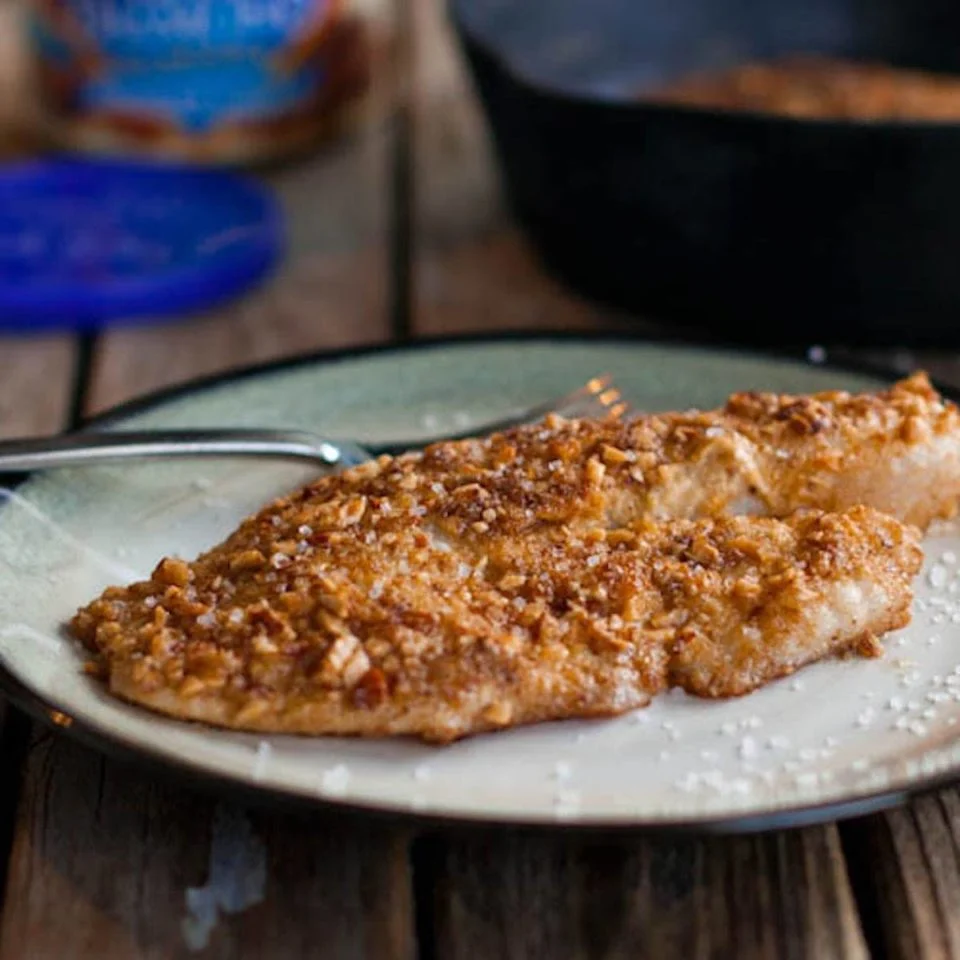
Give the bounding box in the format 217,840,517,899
71,374,945,741
72,365,934,743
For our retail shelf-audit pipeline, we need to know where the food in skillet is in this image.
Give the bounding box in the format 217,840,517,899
647,55,960,121
71,374,954,742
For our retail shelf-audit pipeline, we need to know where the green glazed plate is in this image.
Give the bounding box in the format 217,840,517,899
0,334,957,831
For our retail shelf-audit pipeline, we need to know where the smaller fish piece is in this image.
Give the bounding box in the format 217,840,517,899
72,503,920,743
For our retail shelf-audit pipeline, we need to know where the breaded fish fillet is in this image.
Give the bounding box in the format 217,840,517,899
72,433,921,740
540,371,957,530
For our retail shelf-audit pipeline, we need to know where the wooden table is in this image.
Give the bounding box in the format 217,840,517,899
3,2,960,957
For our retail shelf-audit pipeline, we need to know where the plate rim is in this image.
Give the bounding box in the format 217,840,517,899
0,329,951,834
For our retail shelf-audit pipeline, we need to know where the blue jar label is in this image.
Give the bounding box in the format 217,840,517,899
31,0,350,150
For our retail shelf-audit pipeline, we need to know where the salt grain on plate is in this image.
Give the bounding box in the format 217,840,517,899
929,564,949,589
553,789,580,817
320,765,351,796
856,708,876,727
252,742,272,780
552,762,573,782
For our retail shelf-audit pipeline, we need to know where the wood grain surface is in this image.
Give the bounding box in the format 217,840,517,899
5,1,960,958
419,827,867,960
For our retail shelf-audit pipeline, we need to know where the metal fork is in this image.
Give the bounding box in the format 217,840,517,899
0,376,628,473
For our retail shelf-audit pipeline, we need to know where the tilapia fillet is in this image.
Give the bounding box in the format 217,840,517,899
70,365,937,741
584,371,960,530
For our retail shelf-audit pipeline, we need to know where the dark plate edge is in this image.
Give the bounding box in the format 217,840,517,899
0,328,951,835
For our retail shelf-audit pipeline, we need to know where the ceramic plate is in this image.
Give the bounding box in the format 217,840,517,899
3,335,960,831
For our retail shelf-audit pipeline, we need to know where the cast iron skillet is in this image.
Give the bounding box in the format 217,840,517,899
449,0,960,345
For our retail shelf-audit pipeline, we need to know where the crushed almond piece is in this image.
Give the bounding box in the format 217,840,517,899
68,374,947,742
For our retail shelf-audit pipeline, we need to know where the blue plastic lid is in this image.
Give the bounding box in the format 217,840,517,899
0,158,283,332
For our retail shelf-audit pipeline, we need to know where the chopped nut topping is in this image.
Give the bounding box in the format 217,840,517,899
69,374,941,742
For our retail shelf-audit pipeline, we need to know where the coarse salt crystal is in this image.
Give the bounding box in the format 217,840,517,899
252,742,272,779
929,564,949,590
552,762,573,782
321,765,351,795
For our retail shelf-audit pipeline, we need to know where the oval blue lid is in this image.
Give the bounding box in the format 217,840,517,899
0,159,283,332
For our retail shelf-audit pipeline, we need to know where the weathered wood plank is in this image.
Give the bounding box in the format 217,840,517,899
0,4,416,957
841,791,960,960
0,337,76,439
421,826,867,960
0,737,414,959
408,0,621,337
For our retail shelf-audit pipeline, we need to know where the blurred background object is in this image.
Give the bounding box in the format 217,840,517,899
25,0,372,165
0,2,44,159
451,0,960,345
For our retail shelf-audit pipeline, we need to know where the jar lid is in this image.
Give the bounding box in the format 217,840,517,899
0,158,283,332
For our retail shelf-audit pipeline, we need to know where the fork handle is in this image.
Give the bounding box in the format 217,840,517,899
0,429,372,473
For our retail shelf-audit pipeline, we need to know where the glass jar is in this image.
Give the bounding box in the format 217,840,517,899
27,0,371,166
